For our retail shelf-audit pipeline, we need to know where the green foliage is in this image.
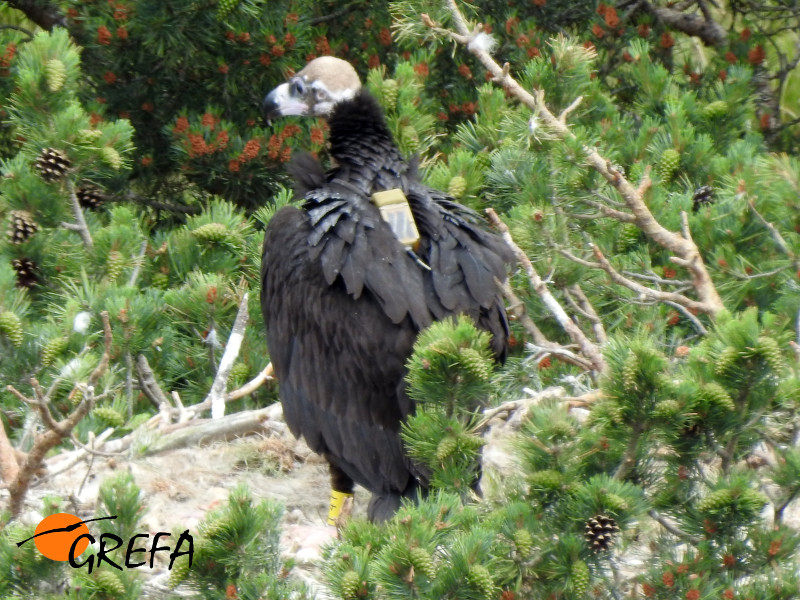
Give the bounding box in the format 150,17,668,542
402,316,495,493
175,484,309,600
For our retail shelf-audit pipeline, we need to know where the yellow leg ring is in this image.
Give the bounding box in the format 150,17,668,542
327,490,354,526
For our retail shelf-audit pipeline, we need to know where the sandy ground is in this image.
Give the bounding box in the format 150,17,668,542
10,404,373,597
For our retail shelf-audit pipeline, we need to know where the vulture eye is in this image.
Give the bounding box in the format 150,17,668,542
290,78,306,96
314,88,328,102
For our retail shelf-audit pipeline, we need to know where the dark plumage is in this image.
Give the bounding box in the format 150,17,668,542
260,58,513,521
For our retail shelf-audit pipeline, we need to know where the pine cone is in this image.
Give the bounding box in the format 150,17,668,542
168,555,192,588
714,345,739,376
77,185,106,210
41,336,68,366
435,435,459,462
101,146,122,170
105,250,125,281
192,222,230,242
216,0,241,20
570,559,591,596
653,399,681,418
701,382,736,412
466,564,495,596
512,528,533,557
657,148,680,181
702,100,729,120
602,492,629,514
93,406,126,427
755,336,785,373
35,148,72,182
696,488,734,513
401,125,419,152
447,175,468,199
584,514,620,553
382,78,399,108
460,346,491,381
0,311,24,347
527,469,565,491
7,210,38,244
339,569,362,600
94,570,126,596
12,257,39,288
408,546,436,579
615,223,640,252
44,58,67,92
621,352,638,392
152,272,170,289
692,185,714,212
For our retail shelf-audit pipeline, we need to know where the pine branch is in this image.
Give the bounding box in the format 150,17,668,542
431,2,725,318
640,0,727,47
487,208,607,373
3,311,112,515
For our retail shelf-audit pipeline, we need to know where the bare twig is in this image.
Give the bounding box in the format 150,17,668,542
487,209,607,373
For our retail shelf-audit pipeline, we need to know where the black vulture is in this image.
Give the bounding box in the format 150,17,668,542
260,56,513,523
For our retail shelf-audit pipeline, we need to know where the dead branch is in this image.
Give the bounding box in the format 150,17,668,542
136,404,285,456
2,312,111,515
136,353,171,410
487,209,607,373
565,284,607,344
5,383,94,515
66,181,94,250
434,1,725,319
226,363,274,402
205,292,249,419
0,416,20,484
589,244,713,315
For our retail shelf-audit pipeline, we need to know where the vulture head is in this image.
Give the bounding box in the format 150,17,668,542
262,56,362,123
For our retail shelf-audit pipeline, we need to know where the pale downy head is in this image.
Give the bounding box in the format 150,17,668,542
262,56,362,123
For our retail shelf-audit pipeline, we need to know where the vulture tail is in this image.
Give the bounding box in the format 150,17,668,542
367,483,425,522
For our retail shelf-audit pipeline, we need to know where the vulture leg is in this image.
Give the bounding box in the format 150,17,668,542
327,462,354,526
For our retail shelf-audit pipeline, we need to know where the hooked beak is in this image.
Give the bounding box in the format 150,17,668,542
261,82,308,126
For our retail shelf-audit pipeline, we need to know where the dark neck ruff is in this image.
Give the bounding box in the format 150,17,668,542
326,91,407,195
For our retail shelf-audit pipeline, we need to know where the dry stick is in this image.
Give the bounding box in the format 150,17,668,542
128,240,149,287
566,284,607,344
502,281,594,370
65,180,94,250
136,353,171,411
4,311,112,515
226,362,274,403
0,416,20,484
204,292,249,419
487,208,607,373
435,1,725,319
